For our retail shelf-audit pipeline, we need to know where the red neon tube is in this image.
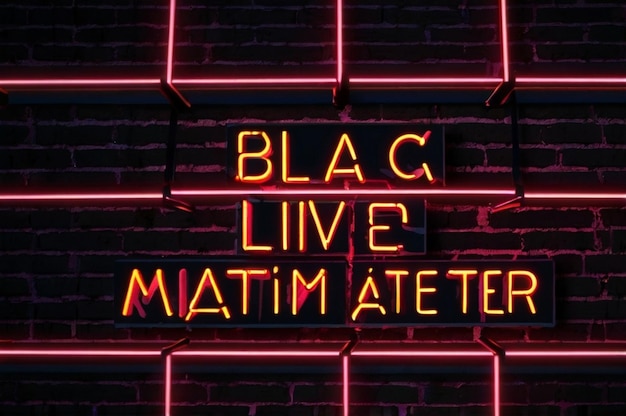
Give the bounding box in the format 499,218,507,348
507,350,626,358
516,77,626,85
173,77,337,86
336,0,343,83
0,79,161,87
351,350,491,357
493,355,501,416
173,350,339,357
499,0,510,83
342,355,349,416
0,349,160,357
166,0,177,84
350,77,502,85
164,354,173,416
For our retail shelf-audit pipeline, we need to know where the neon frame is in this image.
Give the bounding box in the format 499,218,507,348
1,0,625,91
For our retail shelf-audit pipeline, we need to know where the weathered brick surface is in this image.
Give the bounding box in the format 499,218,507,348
1,0,626,415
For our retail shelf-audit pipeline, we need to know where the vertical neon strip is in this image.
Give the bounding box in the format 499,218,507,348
164,354,172,416
166,0,177,84
342,354,349,416
493,355,501,416
336,0,343,83
499,0,510,82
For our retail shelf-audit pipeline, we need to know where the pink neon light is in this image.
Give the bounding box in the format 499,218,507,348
516,77,626,85
0,193,162,201
507,351,626,357
174,350,339,357
0,349,160,356
336,0,343,83
342,355,349,416
0,79,160,86
525,192,626,200
174,189,516,197
350,77,502,84
173,78,337,85
166,0,176,84
352,350,490,357
499,0,510,82
493,355,500,416
164,354,172,416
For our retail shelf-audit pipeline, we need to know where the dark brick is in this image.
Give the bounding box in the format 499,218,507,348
74,148,165,168
33,322,72,339
210,384,290,403
603,124,626,143
611,229,626,253
0,323,30,340
527,324,590,342
36,125,115,145
77,300,113,320
562,148,626,167
429,231,521,251
600,209,626,227
486,148,557,168
608,386,626,403
76,323,129,340
0,148,72,170
34,302,77,320
123,231,181,251
522,231,595,251
0,254,70,274
140,382,207,403
536,7,619,23
353,385,419,404
556,277,601,297
27,171,118,187
0,232,34,251
559,384,604,403
256,405,314,416
427,208,478,230
0,302,32,319
586,255,626,274
490,208,593,230
424,384,489,404
349,406,398,416
293,385,341,403
35,277,78,298
446,147,484,168
521,123,602,144
607,277,626,297
37,231,122,251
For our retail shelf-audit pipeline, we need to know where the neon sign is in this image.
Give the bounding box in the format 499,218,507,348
226,124,445,186
114,123,554,328
114,259,554,327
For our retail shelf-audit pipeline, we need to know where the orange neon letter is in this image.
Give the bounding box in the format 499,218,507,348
416,270,438,315
122,269,173,318
281,201,290,251
281,131,310,183
292,269,327,315
482,270,504,315
385,269,409,314
185,268,231,321
351,273,387,321
226,268,270,315
507,270,538,314
309,201,347,250
298,201,307,252
368,202,408,252
241,200,273,252
237,130,273,183
446,270,477,314
324,133,365,183
388,131,435,183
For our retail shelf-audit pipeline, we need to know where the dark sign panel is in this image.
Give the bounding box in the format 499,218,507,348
237,199,426,255
115,259,554,327
226,124,445,187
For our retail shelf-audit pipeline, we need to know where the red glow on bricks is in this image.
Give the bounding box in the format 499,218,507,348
342,354,349,416
164,354,172,416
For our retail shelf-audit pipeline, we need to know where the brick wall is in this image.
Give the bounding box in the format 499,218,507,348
1,1,625,415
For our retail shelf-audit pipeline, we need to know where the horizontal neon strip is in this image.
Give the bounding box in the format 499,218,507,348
0,349,160,356
516,77,626,85
350,77,502,84
173,78,338,85
2,190,626,202
525,192,626,200
1,349,624,358
174,350,339,357
352,350,490,357
0,79,161,86
507,351,626,357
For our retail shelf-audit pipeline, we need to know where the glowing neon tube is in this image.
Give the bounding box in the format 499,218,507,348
342,354,349,416
166,0,177,84
499,0,510,83
173,350,339,357
350,77,502,84
0,349,160,356
351,350,491,357
336,0,343,83
164,354,173,416
0,79,161,86
173,78,337,85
